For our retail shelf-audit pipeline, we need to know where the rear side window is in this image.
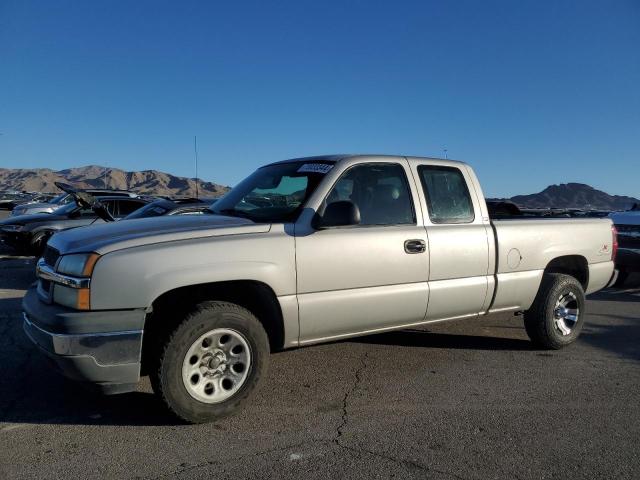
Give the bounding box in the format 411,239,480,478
418,166,475,224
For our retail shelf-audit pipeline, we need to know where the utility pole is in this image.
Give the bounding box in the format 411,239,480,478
443,148,448,159
194,136,199,199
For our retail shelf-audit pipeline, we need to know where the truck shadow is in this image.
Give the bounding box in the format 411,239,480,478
352,328,534,351
1,299,638,428
0,296,181,427
588,290,640,303
580,315,640,362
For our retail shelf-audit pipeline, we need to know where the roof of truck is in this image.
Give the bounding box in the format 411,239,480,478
267,154,467,168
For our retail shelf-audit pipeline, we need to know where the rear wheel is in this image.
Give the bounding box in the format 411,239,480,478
524,273,585,349
150,301,269,423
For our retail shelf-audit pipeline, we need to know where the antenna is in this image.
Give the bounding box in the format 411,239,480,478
194,136,199,199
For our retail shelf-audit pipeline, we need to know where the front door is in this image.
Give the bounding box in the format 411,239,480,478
295,161,430,343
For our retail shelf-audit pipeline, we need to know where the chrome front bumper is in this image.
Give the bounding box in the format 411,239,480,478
22,286,145,394
23,312,142,365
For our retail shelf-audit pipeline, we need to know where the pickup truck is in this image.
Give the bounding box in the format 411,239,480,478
22,155,617,423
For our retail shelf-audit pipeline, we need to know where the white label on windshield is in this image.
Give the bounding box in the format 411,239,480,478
297,163,333,174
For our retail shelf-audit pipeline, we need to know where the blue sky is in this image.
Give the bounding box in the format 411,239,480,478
1,0,638,198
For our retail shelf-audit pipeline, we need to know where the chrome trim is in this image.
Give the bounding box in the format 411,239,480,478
36,258,90,289
23,312,143,365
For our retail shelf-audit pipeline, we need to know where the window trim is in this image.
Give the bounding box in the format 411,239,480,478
317,162,417,229
417,165,475,225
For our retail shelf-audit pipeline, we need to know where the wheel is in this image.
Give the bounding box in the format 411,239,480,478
30,231,53,256
150,301,270,423
524,273,585,349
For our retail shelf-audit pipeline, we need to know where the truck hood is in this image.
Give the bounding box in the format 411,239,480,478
47,214,271,255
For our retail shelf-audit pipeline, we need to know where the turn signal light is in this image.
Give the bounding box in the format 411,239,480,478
77,288,91,310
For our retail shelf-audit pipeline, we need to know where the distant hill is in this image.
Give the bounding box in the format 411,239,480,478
0,165,230,198
490,183,639,210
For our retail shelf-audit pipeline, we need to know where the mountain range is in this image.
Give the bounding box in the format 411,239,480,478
0,166,637,210
490,183,639,211
0,165,229,198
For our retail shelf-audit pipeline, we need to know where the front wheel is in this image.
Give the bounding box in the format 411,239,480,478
524,273,586,349
150,301,270,423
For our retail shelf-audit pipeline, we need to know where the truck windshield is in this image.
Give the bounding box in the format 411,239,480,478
210,161,334,222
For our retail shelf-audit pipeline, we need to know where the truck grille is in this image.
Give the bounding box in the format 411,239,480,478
616,224,640,250
43,246,60,268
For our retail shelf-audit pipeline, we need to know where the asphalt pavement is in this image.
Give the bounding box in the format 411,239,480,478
0,210,638,479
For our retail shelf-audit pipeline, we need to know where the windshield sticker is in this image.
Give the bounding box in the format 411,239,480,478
297,163,333,174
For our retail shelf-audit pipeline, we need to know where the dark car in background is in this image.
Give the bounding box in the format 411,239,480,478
124,198,213,220
609,209,640,286
11,188,137,216
0,195,148,254
0,192,35,210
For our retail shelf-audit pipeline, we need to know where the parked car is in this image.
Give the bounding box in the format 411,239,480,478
22,155,616,423
1,189,148,254
609,209,640,286
124,198,213,220
0,192,56,211
11,187,137,216
0,192,33,210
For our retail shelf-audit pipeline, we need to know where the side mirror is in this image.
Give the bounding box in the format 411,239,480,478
315,201,361,228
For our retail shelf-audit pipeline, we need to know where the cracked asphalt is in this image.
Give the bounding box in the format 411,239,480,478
1,212,639,479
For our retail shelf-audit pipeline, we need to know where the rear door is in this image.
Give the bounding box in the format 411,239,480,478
411,162,491,320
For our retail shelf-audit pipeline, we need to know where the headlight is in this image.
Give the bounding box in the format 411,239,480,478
57,253,101,277
1,224,23,232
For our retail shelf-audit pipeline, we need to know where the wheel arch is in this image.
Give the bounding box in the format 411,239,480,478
142,280,286,374
543,255,589,290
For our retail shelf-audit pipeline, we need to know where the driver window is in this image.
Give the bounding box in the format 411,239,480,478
324,163,415,226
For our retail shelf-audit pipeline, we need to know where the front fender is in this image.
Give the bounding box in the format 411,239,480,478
89,232,296,310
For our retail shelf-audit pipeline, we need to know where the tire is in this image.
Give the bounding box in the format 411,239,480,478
150,301,270,424
523,273,586,350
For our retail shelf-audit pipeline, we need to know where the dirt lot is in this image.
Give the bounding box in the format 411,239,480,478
1,210,639,479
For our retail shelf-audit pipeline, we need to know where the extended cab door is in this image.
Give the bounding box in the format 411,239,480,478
409,160,492,320
294,159,430,343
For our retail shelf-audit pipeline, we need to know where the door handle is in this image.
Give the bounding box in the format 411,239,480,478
404,239,426,254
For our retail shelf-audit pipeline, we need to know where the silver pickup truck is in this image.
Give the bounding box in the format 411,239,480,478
22,155,617,423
